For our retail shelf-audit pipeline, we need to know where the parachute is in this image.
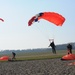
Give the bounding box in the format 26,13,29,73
0,18,4,22
0,56,9,61
28,12,65,26
61,54,75,60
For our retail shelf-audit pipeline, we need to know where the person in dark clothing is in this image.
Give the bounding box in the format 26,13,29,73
67,44,72,54
12,52,16,60
48,41,56,54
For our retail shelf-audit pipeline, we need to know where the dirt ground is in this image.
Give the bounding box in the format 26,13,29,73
0,58,75,75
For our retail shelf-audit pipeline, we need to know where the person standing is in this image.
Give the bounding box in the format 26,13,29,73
67,44,72,54
12,52,16,60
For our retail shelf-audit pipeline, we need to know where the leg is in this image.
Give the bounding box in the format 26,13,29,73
68,50,70,54
52,48,56,54
52,48,54,53
70,49,72,54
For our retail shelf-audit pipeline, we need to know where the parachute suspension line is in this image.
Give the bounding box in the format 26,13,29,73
34,25,50,40
49,26,56,42
34,24,56,42
28,12,65,42
52,28,55,40
53,27,56,41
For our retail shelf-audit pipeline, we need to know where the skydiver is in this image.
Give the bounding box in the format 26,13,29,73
48,41,56,54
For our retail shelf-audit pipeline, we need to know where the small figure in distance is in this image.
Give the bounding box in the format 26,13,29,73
12,52,16,60
67,43,72,54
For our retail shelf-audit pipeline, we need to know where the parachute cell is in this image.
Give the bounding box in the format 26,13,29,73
28,16,36,26
28,12,65,26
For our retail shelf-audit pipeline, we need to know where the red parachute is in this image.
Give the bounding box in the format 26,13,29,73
28,12,65,26
61,54,75,60
0,56,9,61
0,18,4,22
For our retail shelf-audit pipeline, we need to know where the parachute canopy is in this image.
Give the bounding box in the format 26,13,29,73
0,18,4,22
28,12,65,26
61,54,75,60
0,56,9,61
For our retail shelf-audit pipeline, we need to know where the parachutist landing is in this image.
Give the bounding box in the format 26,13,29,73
48,41,56,54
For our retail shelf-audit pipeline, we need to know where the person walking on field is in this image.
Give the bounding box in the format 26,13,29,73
48,40,56,54
67,44,72,54
12,52,16,60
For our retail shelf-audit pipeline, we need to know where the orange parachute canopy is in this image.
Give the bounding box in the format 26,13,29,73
61,54,75,60
28,12,65,26
0,18,4,22
0,56,9,61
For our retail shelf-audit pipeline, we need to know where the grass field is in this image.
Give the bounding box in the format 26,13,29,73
15,50,75,61
0,50,75,61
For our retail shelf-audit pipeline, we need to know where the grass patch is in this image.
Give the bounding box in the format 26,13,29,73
16,50,75,61
16,55,62,61
0,50,75,61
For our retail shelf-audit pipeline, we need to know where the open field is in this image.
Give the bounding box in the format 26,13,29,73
0,50,75,75
15,50,75,60
0,50,75,61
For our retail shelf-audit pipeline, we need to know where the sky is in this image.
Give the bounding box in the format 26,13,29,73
0,0,75,50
